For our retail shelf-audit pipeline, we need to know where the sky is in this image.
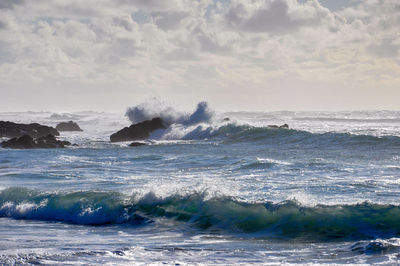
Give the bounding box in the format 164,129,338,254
0,0,399,112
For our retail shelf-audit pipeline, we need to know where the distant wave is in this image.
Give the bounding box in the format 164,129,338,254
293,117,400,123
151,122,400,149
2,187,400,240
49,113,84,120
212,124,400,147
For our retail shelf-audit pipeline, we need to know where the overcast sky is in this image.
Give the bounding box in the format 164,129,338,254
0,0,399,112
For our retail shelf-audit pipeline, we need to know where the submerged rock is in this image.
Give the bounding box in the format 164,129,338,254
0,121,59,138
1,134,71,149
56,121,83,131
110,118,165,142
268,124,289,129
129,142,146,147
280,124,289,129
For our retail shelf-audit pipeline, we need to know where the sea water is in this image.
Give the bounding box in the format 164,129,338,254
0,104,399,265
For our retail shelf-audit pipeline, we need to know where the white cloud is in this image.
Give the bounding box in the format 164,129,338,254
0,0,399,111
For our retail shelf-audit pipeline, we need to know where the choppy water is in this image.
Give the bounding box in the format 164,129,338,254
0,106,399,265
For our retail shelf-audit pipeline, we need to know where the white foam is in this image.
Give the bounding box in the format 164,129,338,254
126,99,214,126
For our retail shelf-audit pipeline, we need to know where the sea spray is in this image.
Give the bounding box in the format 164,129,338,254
126,100,214,126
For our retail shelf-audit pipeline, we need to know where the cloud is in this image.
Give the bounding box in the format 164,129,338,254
223,0,330,34
113,15,136,31
0,20,7,29
0,0,25,10
0,0,399,111
0,41,14,64
368,39,399,58
117,0,177,11
151,11,189,31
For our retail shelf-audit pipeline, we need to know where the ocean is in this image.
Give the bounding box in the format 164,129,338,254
0,105,399,265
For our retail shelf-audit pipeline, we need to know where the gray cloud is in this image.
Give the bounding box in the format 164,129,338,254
113,16,136,31
243,1,295,33
111,38,138,58
0,20,7,29
196,31,230,54
0,41,14,64
151,11,189,31
368,39,399,58
118,0,173,10
164,48,198,61
225,0,326,34
0,0,25,9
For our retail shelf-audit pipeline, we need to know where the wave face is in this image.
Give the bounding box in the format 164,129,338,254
2,187,400,240
0,187,148,225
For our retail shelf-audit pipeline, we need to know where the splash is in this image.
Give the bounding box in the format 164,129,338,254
125,99,214,126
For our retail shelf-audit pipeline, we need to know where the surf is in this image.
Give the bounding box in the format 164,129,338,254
2,187,400,241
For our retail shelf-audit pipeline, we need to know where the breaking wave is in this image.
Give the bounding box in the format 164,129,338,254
2,187,400,240
0,187,148,225
126,100,214,126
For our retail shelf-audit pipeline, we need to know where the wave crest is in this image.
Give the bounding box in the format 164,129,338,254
126,99,214,126
2,187,400,240
0,187,148,225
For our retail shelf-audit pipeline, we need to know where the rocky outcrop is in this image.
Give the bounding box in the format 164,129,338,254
0,121,59,139
1,135,36,149
56,121,83,131
110,118,165,142
1,134,71,149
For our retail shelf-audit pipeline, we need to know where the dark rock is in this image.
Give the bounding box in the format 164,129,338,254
1,135,36,149
0,121,59,138
1,134,70,149
268,124,289,129
279,124,289,129
61,140,72,146
56,121,83,131
223,117,230,121
35,134,64,148
110,118,165,142
129,142,146,147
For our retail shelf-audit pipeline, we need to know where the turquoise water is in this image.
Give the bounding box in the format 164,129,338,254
0,109,400,264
